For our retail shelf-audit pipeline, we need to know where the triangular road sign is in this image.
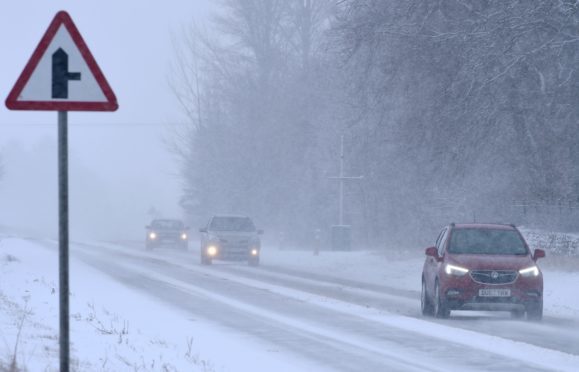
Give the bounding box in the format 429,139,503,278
5,11,118,111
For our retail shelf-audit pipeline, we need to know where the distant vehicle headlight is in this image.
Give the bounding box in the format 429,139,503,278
519,265,539,277
207,245,218,256
181,233,188,240
445,263,469,276
250,248,259,256
149,232,157,240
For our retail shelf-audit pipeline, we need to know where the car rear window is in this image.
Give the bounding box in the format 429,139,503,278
448,228,528,255
210,217,255,232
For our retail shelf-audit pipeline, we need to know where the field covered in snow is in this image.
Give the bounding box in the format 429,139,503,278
0,228,578,371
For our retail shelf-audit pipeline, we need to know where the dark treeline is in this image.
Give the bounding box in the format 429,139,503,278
171,0,579,248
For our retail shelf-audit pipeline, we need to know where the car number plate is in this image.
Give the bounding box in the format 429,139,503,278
479,288,511,297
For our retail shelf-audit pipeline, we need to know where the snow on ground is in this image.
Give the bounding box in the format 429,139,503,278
263,247,422,292
0,236,327,372
262,241,579,320
1,228,578,371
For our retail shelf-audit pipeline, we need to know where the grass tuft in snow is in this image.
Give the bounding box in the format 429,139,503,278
1,254,19,264
0,299,31,372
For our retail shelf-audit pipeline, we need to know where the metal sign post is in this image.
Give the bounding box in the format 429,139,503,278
5,11,118,371
58,111,70,371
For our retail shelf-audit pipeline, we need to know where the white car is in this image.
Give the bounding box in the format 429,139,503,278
199,215,263,266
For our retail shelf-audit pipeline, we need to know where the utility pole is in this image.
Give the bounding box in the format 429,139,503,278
329,136,363,225
328,136,363,251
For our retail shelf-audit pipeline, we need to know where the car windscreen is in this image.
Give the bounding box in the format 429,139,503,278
151,220,184,230
448,228,528,255
209,217,255,232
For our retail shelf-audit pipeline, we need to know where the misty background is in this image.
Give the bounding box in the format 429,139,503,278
2,1,579,247
0,1,212,239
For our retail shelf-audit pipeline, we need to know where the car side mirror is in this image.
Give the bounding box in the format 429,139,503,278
199,228,207,233
257,229,264,235
533,248,545,261
425,246,440,261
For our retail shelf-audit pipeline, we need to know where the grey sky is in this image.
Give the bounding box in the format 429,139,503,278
0,1,214,239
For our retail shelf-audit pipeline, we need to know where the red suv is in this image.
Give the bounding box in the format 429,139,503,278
421,223,545,320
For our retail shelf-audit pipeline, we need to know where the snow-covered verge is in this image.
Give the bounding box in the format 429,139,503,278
262,230,579,320
1,227,578,371
270,250,578,320
521,227,579,258
0,236,320,372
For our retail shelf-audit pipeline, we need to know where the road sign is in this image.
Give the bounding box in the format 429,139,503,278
5,11,117,111
4,11,118,372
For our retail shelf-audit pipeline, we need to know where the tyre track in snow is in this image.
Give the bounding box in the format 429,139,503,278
80,241,579,357
219,260,579,357
37,239,577,371
117,241,579,357
62,242,456,371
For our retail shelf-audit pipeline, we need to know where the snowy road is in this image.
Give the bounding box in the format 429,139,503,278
45,240,579,372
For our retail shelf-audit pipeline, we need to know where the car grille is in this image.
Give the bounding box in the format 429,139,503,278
220,241,250,253
470,270,518,285
220,238,249,244
153,232,179,240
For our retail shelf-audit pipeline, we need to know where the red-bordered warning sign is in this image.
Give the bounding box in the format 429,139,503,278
5,11,118,111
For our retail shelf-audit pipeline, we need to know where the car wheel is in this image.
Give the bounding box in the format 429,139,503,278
526,301,543,321
248,257,260,267
201,254,212,265
510,309,525,319
433,281,450,319
145,243,153,250
421,278,434,316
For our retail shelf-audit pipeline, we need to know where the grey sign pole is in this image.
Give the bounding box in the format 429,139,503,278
58,110,70,372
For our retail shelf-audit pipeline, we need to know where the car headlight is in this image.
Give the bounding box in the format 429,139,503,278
250,248,259,256
519,265,539,277
181,233,188,240
445,264,469,276
148,232,157,240
207,245,218,256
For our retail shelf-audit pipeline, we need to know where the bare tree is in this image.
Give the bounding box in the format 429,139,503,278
331,0,579,241
171,0,337,242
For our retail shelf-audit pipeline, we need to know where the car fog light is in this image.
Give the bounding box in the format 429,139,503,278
149,232,157,240
207,246,218,256
251,248,259,256
181,233,188,240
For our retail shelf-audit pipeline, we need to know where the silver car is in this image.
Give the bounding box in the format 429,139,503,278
199,215,263,266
